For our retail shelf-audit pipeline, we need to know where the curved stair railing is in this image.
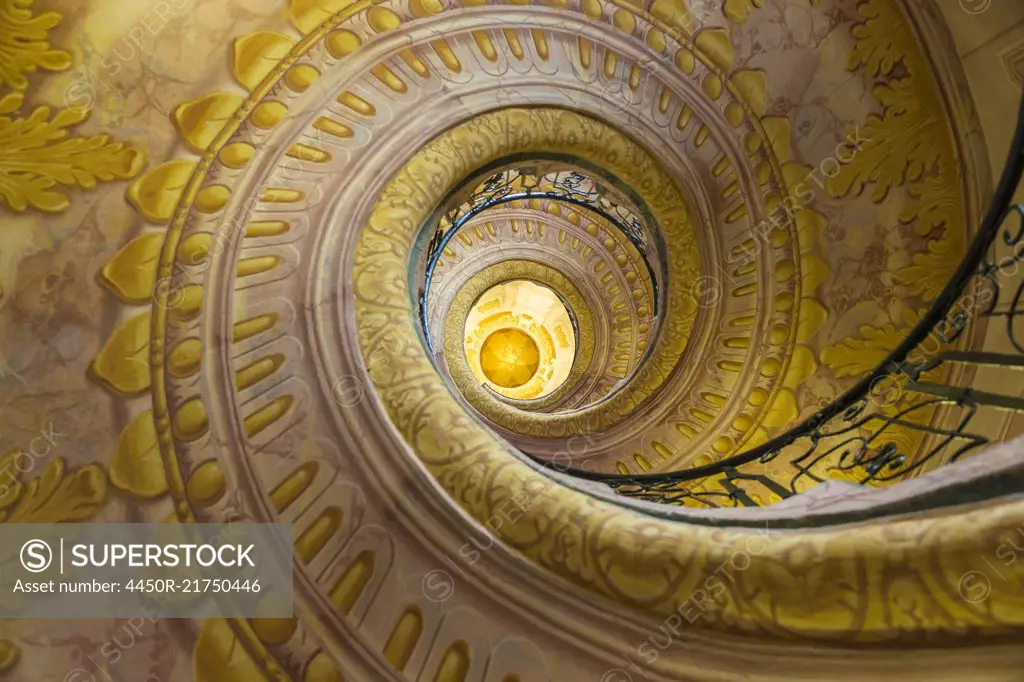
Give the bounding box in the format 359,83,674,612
531,95,1024,508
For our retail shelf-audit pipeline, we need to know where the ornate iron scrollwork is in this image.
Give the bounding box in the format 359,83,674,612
420,165,658,348
540,97,1024,509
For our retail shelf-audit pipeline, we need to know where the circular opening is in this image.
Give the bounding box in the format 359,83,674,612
464,279,577,400
479,328,541,388
417,161,664,354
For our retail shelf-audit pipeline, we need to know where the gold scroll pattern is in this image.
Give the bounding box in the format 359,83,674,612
355,107,1024,640
0,450,108,673
0,0,144,214
818,0,972,470
77,3,1021,678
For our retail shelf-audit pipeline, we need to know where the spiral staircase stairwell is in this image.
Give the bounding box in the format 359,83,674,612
1,0,1024,680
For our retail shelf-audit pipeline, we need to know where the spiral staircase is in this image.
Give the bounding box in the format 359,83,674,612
1,0,1024,680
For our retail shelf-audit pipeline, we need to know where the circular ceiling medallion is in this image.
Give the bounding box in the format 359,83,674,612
479,328,541,389
467,279,576,397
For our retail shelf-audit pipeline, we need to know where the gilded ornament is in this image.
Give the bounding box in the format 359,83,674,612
364,108,698,437
0,92,144,213
821,318,908,377
126,159,198,224
289,0,356,34
109,410,169,499
99,232,164,304
76,0,1021,664
88,312,152,396
830,0,966,301
173,92,246,153
233,32,297,92
0,0,72,90
730,69,768,115
0,451,106,523
694,28,734,71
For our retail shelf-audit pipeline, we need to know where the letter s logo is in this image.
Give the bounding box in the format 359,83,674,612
21,539,53,573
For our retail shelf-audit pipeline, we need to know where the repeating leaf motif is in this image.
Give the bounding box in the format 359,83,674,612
289,0,355,34
173,92,246,153
0,0,72,91
821,309,922,377
829,0,963,301
0,92,145,213
125,158,199,223
232,32,297,92
0,450,107,523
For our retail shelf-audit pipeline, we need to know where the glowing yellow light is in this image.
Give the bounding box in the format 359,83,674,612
464,279,576,399
479,328,541,388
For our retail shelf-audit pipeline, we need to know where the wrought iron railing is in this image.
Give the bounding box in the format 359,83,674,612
537,96,1024,508
417,164,660,350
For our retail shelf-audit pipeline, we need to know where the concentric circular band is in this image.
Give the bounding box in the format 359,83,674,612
443,260,596,416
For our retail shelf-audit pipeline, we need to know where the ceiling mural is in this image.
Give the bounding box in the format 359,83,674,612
1,0,1022,680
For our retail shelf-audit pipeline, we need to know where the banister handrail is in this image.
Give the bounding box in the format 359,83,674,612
528,94,1024,499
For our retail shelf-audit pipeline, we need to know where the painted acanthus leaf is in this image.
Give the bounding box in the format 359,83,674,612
0,451,106,523
821,322,908,378
0,0,73,91
0,92,144,213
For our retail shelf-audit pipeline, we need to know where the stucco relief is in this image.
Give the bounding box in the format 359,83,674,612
0,1,1018,682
